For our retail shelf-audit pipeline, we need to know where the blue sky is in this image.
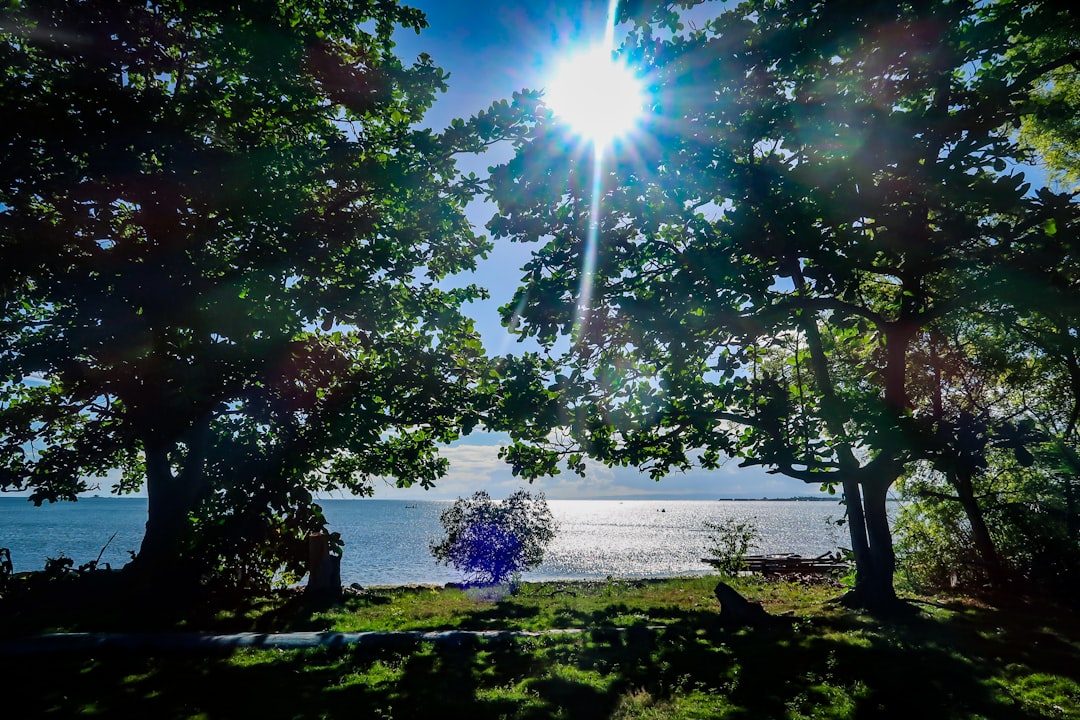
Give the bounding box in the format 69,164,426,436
361,1,821,501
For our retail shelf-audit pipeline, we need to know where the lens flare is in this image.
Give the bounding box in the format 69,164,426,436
545,45,645,148
545,1,644,342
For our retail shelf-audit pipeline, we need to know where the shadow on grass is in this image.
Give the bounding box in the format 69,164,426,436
4,599,1077,719
446,600,544,628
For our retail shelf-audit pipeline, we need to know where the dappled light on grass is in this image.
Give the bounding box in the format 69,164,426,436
3,579,1078,719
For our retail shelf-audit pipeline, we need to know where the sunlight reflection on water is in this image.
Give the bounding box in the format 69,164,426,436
0,497,860,586
325,499,854,586
537,500,849,581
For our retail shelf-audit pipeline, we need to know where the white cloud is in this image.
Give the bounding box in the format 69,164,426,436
370,436,824,501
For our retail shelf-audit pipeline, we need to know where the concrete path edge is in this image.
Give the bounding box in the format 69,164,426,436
0,626,669,656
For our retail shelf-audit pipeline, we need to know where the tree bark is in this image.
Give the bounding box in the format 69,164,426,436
127,417,211,590
951,470,1006,587
837,466,903,611
789,268,910,611
1066,474,1080,547
841,473,872,586
861,474,898,606
306,532,342,602
132,443,189,574
1058,443,1080,546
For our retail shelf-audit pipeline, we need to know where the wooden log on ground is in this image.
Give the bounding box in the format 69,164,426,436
713,581,774,628
703,552,848,575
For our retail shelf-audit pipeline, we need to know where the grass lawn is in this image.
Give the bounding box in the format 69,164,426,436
2,575,1078,719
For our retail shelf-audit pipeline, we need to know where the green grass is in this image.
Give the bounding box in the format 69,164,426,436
2,576,1078,719
304,576,836,633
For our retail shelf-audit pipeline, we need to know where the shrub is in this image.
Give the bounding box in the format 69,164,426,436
430,490,558,586
703,517,760,577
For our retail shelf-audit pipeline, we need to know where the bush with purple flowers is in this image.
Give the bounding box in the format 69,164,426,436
430,490,557,586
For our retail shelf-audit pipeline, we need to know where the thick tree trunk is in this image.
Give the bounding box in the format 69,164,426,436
862,476,897,604
841,474,871,584
1058,444,1080,546
1066,474,1080,547
840,471,901,611
306,532,342,602
790,270,906,611
126,418,211,590
126,445,198,588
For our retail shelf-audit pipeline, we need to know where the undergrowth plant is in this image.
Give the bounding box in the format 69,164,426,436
703,517,761,577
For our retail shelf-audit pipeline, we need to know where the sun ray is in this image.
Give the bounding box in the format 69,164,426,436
578,142,605,342
547,0,642,344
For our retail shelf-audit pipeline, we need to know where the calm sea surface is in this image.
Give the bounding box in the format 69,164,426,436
0,497,854,586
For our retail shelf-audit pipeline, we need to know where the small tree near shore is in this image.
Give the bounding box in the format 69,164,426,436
704,518,761,578
430,490,557,586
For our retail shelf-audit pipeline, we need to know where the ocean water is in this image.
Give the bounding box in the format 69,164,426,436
0,497,853,586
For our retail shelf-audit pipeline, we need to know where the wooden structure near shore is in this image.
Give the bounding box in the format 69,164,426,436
703,552,849,576
306,532,342,601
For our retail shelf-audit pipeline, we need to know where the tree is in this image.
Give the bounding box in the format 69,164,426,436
430,489,558,586
898,327,1022,589
485,0,1080,609
703,516,760,578
1017,10,1080,190
0,1,490,591
897,318,1080,595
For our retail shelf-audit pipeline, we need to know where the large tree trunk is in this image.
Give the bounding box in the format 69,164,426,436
1066,474,1080,547
1058,444,1080,546
306,532,342,603
840,470,901,611
126,419,211,591
862,475,897,604
791,271,906,611
841,473,872,585
125,445,198,590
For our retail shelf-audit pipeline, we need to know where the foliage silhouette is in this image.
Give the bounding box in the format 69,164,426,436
0,0,490,591
483,0,1080,609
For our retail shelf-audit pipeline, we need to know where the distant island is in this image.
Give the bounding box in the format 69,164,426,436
729,496,837,502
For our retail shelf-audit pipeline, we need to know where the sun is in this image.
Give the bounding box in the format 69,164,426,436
545,45,646,148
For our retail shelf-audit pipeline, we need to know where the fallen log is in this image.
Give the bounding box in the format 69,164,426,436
713,581,774,628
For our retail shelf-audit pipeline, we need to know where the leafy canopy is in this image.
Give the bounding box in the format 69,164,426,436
0,0,490,587
483,0,1080,607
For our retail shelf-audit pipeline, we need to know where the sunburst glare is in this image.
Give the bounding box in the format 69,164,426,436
545,44,645,148
542,1,648,344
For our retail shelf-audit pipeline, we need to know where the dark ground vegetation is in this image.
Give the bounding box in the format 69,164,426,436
1,575,1077,719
